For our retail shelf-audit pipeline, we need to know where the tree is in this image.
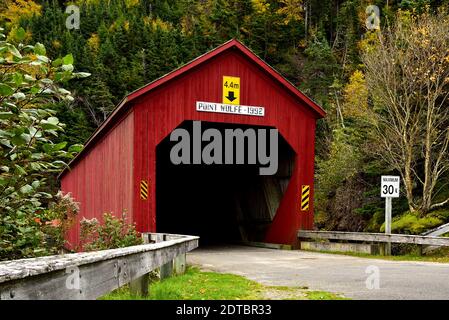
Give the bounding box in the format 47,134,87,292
363,11,449,214
342,70,369,119
0,0,41,29
0,27,88,259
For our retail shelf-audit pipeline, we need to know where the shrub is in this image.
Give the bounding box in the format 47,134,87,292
36,191,79,253
383,212,442,234
79,212,142,251
0,27,88,260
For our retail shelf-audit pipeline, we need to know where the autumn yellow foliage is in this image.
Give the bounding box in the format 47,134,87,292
252,0,270,14
0,0,41,27
87,33,100,53
342,70,368,118
276,0,303,25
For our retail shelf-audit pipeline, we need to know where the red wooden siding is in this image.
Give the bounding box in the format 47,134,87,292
61,111,134,248
132,49,317,244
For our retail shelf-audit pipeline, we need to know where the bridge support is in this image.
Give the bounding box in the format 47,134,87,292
130,274,150,297
160,261,174,279
174,253,186,275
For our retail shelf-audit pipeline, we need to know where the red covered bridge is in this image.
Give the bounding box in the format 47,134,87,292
60,39,325,247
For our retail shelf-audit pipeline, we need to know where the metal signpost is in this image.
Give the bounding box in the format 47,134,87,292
381,176,400,255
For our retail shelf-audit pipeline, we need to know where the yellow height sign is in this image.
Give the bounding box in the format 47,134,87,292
301,185,310,211
140,180,148,200
222,76,240,105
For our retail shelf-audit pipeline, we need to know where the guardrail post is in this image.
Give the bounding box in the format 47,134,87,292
418,244,423,256
160,234,174,279
173,253,186,275
129,274,149,297
384,197,392,255
160,261,173,279
129,233,151,297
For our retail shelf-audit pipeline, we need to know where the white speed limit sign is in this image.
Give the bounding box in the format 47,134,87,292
381,176,400,198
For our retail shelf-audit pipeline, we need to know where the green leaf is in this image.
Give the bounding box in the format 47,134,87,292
40,78,53,85
30,86,40,94
11,133,29,146
42,143,52,153
39,192,52,199
15,27,26,41
0,112,14,119
62,53,74,65
0,139,12,148
47,117,59,125
28,126,37,137
0,129,12,137
3,102,17,113
0,177,8,186
20,184,33,194
30,162,41,171
40,66,48,74
74,72,91,78
41,88,54,95
7,44,22,58
61,64,74,72
34,43,46,56
53,141,67,151
14,164,26,174
13,72,23,86
51,160,68,168
57,88,71,95
0,83,14,96
41,123,60,131
36,55,49,63
31,153,44,160
54,72,64,82
12,92,26,100
52,58,62,67
21,45,34,52
68,144,83,153
24,74,35,81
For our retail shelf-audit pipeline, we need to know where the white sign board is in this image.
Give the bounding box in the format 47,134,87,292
196,101,265,117
381,175,400,198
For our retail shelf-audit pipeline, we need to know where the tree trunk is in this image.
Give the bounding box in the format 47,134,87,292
422,109,433,214
404,145,416,212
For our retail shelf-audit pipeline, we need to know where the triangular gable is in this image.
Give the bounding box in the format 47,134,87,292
60,39,325,178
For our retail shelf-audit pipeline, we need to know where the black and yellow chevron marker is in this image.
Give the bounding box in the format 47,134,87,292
301,185,310,211
140,180,148,200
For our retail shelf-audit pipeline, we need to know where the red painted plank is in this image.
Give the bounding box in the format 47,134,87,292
61,111,134,248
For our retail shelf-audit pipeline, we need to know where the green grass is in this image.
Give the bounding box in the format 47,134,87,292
305,291,348,300
102,267,346,300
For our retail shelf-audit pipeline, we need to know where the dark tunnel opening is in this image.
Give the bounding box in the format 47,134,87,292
156,121,295,245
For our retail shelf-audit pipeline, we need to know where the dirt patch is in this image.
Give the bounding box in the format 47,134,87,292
261,287,308,300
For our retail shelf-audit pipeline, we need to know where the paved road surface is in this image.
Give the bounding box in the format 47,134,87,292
187,245,449,300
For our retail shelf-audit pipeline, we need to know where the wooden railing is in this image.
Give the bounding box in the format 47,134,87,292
421,222,449,253
298,230,449,246
0,233,199,300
